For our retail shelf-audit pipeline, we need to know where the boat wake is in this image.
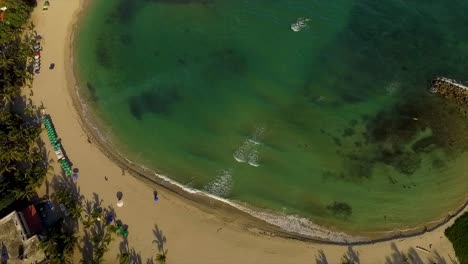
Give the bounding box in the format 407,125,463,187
291,17,310,32
233,126,265,167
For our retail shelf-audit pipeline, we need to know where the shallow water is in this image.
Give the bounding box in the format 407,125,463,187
76,0,468,233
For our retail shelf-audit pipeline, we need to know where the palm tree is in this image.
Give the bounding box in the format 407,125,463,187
155,249,168,264
116,251,131,264
40,221,78,264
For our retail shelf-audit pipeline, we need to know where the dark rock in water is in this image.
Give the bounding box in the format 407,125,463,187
430,77,468,105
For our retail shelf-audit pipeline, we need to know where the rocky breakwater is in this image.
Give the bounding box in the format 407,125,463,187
430,77,468,104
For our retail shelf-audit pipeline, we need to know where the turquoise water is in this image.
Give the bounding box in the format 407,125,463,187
76,0,468,233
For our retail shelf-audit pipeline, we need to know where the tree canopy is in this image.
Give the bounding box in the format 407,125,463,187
0,0,47,210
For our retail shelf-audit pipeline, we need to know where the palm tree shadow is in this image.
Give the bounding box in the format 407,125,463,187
79,194,116,262
119,237,144,264
152,225,167,253
384,243,427,264
315,249,328,264
343,246,360,264
407,247,424,264
428,250,447,264
93,192,103,208
51,172,81,200
385,243,407,264
130,248,143,264
80,229,94,261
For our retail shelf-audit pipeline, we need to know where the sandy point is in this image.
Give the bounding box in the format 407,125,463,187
29,0,464,263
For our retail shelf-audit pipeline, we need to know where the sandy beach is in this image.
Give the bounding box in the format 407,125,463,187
30,0,466,263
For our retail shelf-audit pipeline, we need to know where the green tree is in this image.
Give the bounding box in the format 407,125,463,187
116,251,130,264
155,249,168,264
54,187,83,220
40,220,78,264
0,0,47,209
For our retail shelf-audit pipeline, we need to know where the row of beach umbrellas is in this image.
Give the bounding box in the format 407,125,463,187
33,42,41,74
43,115,73,176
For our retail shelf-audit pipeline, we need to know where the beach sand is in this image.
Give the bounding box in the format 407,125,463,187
30,0,465,263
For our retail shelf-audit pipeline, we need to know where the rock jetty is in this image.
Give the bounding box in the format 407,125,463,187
430,77,468,104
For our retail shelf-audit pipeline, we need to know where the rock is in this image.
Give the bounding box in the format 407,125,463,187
430,77,468,105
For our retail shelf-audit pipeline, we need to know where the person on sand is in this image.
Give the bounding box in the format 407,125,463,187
153,191,159,202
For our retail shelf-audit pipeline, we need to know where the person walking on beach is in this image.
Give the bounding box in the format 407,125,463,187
153,191,159,202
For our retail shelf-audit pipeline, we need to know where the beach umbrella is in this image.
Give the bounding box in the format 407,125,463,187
106,215,114,223
116,199,124,207
43,1,50,11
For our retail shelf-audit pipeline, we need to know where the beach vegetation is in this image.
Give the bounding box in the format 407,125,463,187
40,220,78,264
116,251,131,264
54,186,83,220
0,0,48,210
155,249,168,264
0,0,35,44
445,212,468,264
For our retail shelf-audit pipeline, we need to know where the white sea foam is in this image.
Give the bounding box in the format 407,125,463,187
205,169,233,197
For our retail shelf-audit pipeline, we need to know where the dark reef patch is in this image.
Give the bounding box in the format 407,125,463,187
327,201,352,220
327,90,468,181
95,37,113,68
128,87,182,120
203,48,248,82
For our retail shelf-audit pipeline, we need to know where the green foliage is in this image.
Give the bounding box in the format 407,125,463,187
0,192,16,211
116,251,130,264
155,249,168,264
0,0,46,209
0,0,34,44
445,212,468,264
40,220,78,264
55,187,83,220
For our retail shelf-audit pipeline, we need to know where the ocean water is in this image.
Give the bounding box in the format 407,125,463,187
76,0,468,233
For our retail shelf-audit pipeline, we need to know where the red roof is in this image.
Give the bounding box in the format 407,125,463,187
21,205,43,235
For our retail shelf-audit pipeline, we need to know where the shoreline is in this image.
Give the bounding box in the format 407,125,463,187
65,0,468,244
30,0,466,262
